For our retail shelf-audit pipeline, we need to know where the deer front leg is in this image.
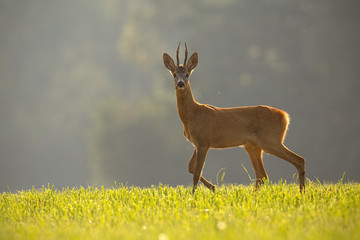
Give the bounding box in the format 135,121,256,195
192,146,209,193
188,149,215,192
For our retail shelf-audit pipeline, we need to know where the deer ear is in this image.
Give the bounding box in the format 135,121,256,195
163,53,176,72
187,52,198,72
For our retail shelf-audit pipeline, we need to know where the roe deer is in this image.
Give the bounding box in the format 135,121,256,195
163,43,305,193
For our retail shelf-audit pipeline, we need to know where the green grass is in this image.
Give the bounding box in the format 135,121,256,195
1,181,359,240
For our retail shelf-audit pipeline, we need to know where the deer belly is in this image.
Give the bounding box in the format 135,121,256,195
211,140,245,149
211,130,246,149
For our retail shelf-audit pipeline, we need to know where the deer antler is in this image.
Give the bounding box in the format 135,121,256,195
184,42,188,66
176,42,180,66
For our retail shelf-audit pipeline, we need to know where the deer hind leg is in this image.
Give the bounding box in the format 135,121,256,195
245,145,268,189
262,143,305,193
188,149,215,192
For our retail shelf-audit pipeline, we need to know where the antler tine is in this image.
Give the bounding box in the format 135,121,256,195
176,42,180,66
184,42,188,66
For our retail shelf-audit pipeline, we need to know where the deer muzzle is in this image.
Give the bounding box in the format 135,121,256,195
177,80,185,88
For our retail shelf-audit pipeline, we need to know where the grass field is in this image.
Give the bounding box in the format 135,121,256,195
1,181,359,240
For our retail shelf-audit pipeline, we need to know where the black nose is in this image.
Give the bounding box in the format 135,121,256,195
177,81,185,88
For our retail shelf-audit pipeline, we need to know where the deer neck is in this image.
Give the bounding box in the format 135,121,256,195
175,83,198,124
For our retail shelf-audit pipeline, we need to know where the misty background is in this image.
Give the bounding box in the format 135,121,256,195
1,0,359,192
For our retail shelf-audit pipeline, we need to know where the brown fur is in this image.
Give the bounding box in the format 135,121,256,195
163,44,305,193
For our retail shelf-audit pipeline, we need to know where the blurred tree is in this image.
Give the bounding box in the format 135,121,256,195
1,0,359,191
90,0,360,186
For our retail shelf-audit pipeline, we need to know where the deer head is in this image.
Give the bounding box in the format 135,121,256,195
163,42,198,89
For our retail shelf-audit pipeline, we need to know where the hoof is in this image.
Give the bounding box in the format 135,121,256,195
192,185,197,194
300,185,305,194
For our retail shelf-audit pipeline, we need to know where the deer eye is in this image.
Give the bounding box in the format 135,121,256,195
173,73,177,77
185,73,189,78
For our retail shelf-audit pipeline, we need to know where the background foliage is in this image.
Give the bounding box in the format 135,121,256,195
1,0,359,191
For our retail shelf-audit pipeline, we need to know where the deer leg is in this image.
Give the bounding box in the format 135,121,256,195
188,149,215,192
245,145,268,189
263,143,305,193
192,146,209,193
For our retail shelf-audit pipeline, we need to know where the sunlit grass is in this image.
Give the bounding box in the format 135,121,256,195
1,181,359,240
